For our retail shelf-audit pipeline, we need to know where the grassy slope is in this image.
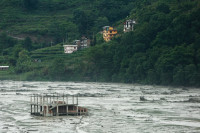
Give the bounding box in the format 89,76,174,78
0,0,92,40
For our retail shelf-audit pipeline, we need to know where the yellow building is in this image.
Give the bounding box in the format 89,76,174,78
103,26,117,42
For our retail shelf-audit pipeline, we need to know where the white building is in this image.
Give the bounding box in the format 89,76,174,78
124,19,136,33
63,45,78,54
0,66,9,70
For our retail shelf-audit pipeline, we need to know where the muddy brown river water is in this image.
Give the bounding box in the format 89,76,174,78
0,81,200,133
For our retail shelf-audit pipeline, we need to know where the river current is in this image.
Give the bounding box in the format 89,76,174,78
0,81,200,133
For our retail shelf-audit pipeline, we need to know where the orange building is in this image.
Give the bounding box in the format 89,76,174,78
103,26,117,42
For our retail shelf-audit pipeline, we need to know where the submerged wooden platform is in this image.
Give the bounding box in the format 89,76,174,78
30,93,88,117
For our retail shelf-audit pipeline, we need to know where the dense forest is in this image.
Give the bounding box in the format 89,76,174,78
0,0,200,87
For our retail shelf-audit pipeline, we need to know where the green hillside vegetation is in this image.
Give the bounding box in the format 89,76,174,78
0,0,200,87
31,44,64,59
0,0,134,42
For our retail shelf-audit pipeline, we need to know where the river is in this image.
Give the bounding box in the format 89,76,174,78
0,81,200,133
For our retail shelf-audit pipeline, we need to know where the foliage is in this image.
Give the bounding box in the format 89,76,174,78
23,0,39,10
66,0,200,86
0,0,200,87
48,58,66,80
15,50,33,73
0,33,17,54
23,37,32,51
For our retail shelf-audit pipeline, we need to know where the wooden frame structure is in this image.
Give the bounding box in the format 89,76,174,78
30,93,87,117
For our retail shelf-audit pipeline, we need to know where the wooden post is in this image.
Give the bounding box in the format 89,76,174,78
40,95,42,115
39,96,41,113
34,95,36,114
34,95,35,104
66,105,68,116
30,96,32,114
41,95,43,105
42,105,44,117
43,95,45,104
57,93,59,116
77,95,78,105
53,94,54,102
37,94,38,113
77,105,78,116
46,94,48,104
47,105,49,116
65,95,68,115
66,96,68,104
63,94,64,103
43,95,45,116
57,104,59,116
30,96,32,104
72,95,74,104
40,95,42,105
77,95,78,116
50,95,51,104
31,105,32,114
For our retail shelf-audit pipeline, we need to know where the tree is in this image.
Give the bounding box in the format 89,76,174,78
93,17,109,33
156,3,170,14
23,37,32,51
0,33,17,55
49,58,66,80
73,10,88,35
48,21,79,43
15,50,32,73
23,0,38,10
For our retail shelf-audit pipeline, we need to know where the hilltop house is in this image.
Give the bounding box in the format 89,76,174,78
73,40,81,47
124,19,136,33
63,37,90,54
103,26,118,42
63,44,78,54
80,36,90,49
72,37,90,49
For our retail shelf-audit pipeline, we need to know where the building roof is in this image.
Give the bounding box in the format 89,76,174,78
0,66,9,68
125,19,136,23
103,26,110,30
63,45,78,47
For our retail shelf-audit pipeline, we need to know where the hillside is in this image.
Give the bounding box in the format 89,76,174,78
0,0,200,86
0,0,134,43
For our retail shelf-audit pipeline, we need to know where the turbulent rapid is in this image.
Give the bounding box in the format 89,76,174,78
0,81,200,133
